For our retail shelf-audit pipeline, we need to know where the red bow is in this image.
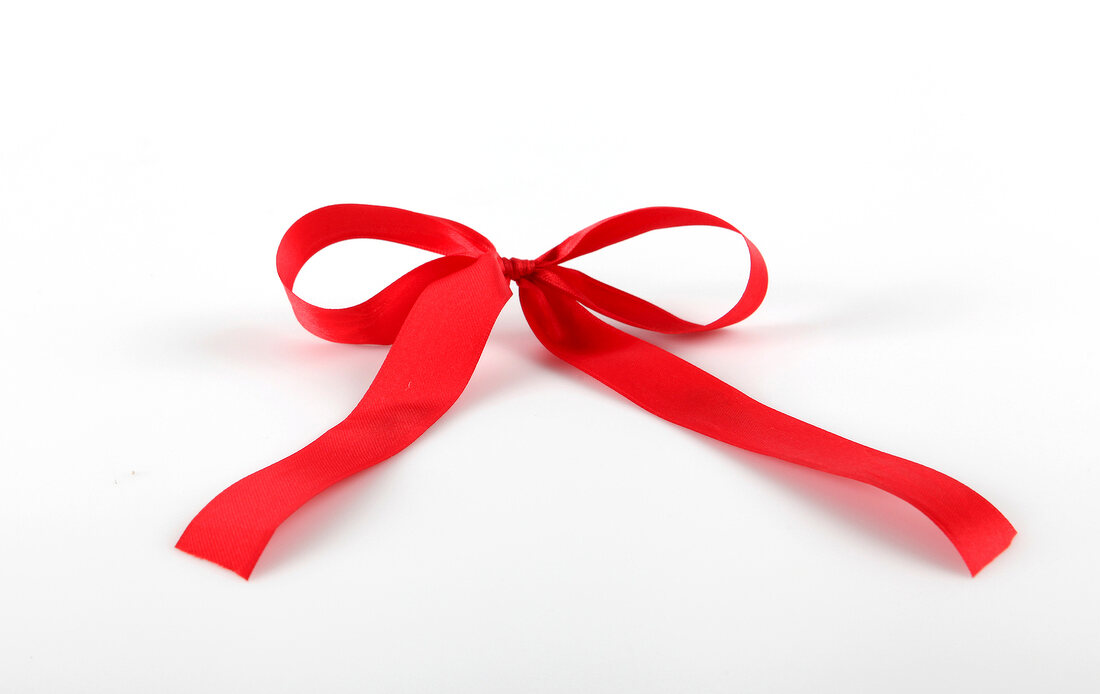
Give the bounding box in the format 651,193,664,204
177,204,1015,578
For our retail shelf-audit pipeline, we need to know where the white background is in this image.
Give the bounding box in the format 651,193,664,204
2,1,1098,691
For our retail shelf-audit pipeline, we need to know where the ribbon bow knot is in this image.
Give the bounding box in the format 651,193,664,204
178,204,1015,579
498,255,538,281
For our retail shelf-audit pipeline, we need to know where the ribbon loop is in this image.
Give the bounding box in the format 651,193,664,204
277,204,499,344
534,207,768,334
179,204,1015,579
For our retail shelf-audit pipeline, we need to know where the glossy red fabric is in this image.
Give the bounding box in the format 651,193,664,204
177,204,1015,579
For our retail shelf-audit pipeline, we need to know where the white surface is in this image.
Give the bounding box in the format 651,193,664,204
2,1,1098,692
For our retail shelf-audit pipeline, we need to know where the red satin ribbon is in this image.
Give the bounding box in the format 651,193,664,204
177,204,1015,578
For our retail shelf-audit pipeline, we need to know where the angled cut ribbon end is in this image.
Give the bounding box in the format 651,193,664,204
960,523,1017,577
175,525,261,581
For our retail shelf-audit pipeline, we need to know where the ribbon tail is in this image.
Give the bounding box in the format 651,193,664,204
518,280,1015,576
177,255,512,578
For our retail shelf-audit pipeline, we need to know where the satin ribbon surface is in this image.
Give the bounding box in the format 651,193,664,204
177,204,1015,578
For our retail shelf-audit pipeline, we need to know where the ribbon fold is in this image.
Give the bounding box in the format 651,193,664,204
177,204,1015,578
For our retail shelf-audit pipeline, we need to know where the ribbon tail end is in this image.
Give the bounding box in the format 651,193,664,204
175,531,259,581
957,521,1017,577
